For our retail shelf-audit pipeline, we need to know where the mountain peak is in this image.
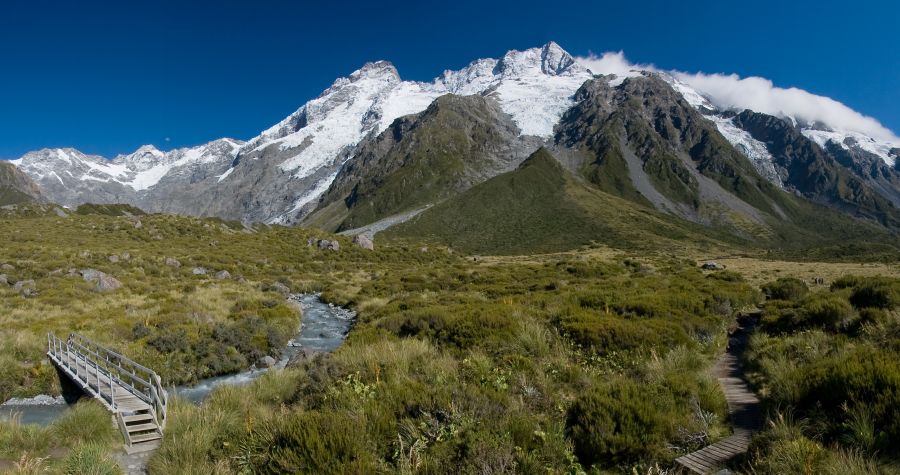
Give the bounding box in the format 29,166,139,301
134,144,163,155
519,147,564,173
540,41,577,75
496,42,584,78
350,61,400,82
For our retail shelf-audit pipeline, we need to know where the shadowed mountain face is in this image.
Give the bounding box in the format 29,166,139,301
0,162,42,206
553,75,789,229
728,110,900,218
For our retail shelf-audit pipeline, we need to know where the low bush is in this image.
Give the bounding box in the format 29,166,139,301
59,443,120,475
559,313,692,354
566,377,670,468
253,411,380,474
762,277,809,301
797,346,900,452
849,281,900,310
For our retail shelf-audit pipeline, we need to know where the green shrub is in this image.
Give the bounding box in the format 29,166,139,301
51,400,117,447
797,346,900,452
566,378,670,468
849,281,900,310
560,313,692,354
762,277,809,301
802,295,855,331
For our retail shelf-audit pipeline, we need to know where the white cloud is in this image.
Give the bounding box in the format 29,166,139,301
577,51,656,80
574,52,899,143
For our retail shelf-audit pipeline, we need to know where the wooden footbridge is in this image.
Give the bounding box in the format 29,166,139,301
47,333,168,454
675,312,763,474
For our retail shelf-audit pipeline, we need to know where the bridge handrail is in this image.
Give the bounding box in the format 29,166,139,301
67,335,154,393
47,332,168,431
65,337,153,402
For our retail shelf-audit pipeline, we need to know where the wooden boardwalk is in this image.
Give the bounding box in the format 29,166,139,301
47,333,168,454
675,313,763,474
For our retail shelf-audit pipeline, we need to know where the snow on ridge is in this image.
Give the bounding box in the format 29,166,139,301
217,167,234,183
16,139,242,192
802,128,897,166
262,42,593,181
707,115,781,186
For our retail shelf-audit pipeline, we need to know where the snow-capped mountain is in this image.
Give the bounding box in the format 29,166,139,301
11,42,595,223
12,139,244,211
234,41,592,223
648,72,900,206
8,41,900,225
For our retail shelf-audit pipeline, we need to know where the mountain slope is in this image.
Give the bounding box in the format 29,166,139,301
304,94,541,231
385,148,721,254
726,111,900,227
0,162,42,205
554,74,792,231
387,147,899,256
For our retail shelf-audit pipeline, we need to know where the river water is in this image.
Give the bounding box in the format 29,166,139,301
0,294,354,425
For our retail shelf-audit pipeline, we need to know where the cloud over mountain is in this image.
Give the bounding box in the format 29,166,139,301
576,52,899,143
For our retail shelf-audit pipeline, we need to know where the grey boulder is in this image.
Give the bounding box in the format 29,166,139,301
80,269,122,292
352,234,374,250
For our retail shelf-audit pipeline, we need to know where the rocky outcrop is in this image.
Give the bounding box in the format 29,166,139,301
0,162,42,206
268,282,291,297
79,269,123,292
257,356,276,368
352,234,374,250
317,239,340,251
554,74,782,227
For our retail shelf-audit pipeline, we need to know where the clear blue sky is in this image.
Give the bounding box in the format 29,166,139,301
1,0,897,159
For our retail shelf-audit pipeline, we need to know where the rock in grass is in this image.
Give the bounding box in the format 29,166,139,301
352,234,374,250
269,282,291,297
257,356,276,368
13,280,34,290
108,255,120,263
317,239,340,251
1,263,14,271
192,267,207,275
0,274,7,286
79,269,122,292
165,257,181,268
214,270,231,280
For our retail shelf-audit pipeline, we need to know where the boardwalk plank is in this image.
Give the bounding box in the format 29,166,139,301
675,314,762,474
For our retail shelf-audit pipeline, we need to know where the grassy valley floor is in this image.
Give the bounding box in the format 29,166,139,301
0,204,897,473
